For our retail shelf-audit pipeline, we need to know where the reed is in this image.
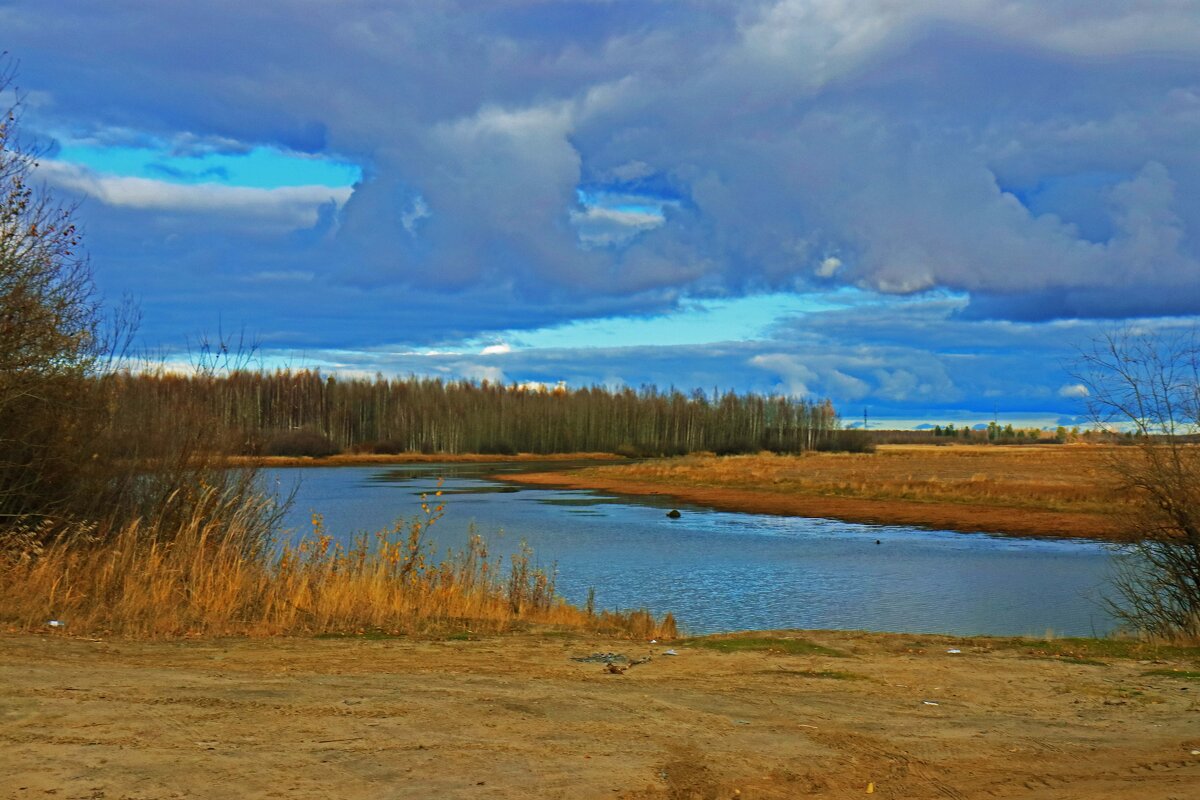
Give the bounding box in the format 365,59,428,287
0,486,676,640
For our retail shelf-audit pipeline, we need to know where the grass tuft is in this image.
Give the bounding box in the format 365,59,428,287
684,635,849,658
766,668,866,680
1142,669,1200,681
977,636,1200,664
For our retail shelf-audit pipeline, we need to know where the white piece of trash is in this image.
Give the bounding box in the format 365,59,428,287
922,700,940,706
946,649,962,654
47,620,64,628
663,649,679,656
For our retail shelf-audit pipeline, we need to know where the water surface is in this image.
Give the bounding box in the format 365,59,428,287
267,462,1120,637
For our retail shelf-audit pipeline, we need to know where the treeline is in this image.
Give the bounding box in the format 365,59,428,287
931,423,1054,444
874,425,1061,445
103,370,852,457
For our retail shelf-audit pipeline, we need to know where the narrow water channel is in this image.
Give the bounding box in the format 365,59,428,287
267,462,1121,637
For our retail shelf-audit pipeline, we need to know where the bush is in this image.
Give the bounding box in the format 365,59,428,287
1077,329,1200,639
262,429,340,458
1,56,282,562
712,440,757,456
478,440,518,456
814,429,876,453
0,58,105,530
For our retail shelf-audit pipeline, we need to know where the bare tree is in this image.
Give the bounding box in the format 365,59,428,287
0,54,106,526
0,56,283,563
1076,328,1200,638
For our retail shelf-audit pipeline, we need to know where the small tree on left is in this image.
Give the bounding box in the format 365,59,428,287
0,54,109,532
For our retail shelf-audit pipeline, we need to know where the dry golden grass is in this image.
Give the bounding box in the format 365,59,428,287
609,445,1126,513
505,444,1134,539
0,485,676,640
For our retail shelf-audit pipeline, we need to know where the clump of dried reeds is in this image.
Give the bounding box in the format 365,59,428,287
0,487,676,640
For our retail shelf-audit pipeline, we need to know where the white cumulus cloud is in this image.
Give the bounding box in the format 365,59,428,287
37,161,351,230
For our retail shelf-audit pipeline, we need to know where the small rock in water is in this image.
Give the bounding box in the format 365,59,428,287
666,509,682,518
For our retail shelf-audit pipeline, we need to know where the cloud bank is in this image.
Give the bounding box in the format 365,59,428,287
4,1,1198,421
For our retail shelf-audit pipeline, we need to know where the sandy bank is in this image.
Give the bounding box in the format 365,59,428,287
4,630,1197,798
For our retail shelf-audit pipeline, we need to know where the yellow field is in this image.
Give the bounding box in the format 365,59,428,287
506,444,1133,540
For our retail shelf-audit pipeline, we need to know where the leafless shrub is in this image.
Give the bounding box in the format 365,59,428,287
1076,328,1200,639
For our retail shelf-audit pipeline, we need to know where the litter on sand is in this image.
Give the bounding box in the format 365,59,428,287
946,649,962,654
663,649,679,656
922,700,940,706
572,652,652,669
47,620,64,628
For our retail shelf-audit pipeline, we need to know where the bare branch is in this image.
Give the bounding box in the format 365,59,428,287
1074,327,1200,638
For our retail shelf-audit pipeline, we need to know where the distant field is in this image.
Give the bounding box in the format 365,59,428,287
503,445,1133,540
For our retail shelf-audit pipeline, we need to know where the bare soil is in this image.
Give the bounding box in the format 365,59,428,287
4,630,1198,799
501,446,1132,540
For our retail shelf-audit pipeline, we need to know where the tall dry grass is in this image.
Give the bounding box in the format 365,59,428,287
581,448,1131,515
0,485,676,639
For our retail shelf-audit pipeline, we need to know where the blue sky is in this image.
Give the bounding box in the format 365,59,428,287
4,1,1199,427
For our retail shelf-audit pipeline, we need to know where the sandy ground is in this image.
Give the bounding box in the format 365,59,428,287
4,630,1198,799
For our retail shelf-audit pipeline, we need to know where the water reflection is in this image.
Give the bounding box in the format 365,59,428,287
268,463,1118,637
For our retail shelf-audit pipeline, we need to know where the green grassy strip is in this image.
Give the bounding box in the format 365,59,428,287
769,668,866,680
1142,669,1200,680
684,635,849,658
974,636,1200,663
314,629,408,640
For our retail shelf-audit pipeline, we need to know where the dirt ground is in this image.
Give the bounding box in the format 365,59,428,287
4,630,1198,799
503,446,1131,540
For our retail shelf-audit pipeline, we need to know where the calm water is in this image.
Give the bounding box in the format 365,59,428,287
266,462,1121,637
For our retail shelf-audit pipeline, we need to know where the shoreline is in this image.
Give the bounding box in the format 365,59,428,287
232,446,1132,541
498,468,1128,541
226,451,625,468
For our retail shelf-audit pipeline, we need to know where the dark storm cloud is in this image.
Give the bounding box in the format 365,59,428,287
3,1,1199,413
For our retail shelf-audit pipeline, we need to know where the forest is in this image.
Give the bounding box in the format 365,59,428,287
103,369,848,458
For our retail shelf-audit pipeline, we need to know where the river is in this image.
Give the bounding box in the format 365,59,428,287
267,461,1121,637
